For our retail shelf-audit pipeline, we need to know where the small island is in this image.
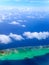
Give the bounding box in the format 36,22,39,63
0,45,49,60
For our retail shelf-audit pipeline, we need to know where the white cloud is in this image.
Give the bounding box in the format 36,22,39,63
23,32,49,40
17,20,23,22
0,33,24,44
1,15,6,20
27,16,35,19
0,15,6,22
9,33,24,41
0,32,49,44
9,21,26,28
0,7,49,23
0,35,11,44
9,21,20,25
21,25,26,27
0,6,49,30
17,20,26,22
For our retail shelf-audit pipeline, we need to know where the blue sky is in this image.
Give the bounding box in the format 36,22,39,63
0,0,49,6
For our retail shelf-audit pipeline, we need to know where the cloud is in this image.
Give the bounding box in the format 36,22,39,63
17,20,26,23
0,15,6,22
23,32,49,40
0,7,49,23
0,6,49,30
26,16,35,19
0,33,24,44
0,32,49,44
9,33,24,41
9,21,20,25
26,15,45,19
9,21,26,27
0,34,11,44
21,25,26,27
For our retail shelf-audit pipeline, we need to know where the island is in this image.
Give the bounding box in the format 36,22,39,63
0,45,49,60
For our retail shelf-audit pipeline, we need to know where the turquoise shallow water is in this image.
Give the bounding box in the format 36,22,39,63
0,47,49,65
0,53,49,65
0,47,49,60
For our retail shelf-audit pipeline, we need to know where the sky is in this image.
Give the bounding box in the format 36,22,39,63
0,0,49,7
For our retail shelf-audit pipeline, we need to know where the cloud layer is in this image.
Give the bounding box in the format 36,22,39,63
9,33,24,41
0,35,11,44
0,32,49,44
0,33,24,44
9,21,20,25
23,32,49,40
0,7,49,23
